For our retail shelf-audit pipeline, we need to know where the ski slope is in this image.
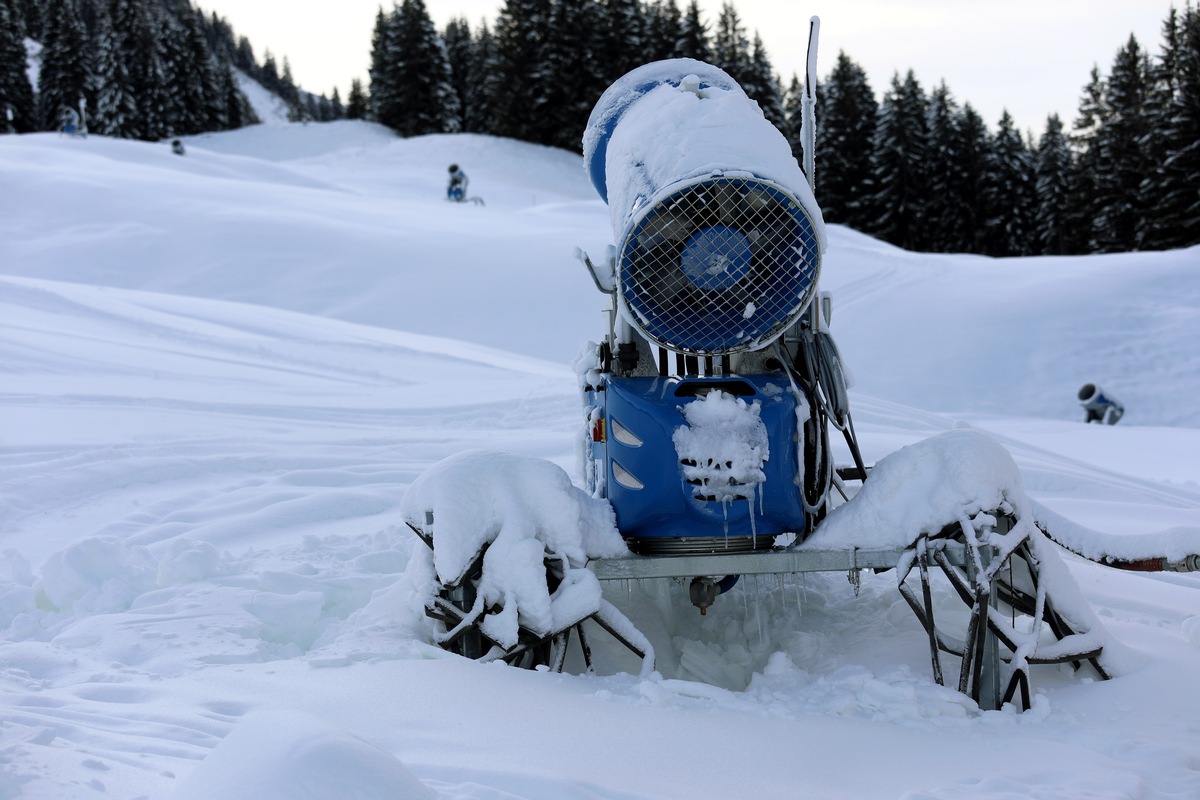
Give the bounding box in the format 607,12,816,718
1,123,1199,800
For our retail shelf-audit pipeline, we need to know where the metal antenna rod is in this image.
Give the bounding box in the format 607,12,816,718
802,16,821,191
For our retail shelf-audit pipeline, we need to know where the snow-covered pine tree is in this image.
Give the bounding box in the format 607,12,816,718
597,0,646,87
490,0,551,142
393,0,457,135
125,0,173,140
782,73,803,165
465,21,497,134
950,103,991,253
645,0,683,62
368,8,396,126
543,0,603,150
812,51,877,233
1139,5,1200,250
442,16,473,133
980,110,1036,256
676,0,710,62
18,0,42,39
1066,66,1107,253
233,35,255,75
0,0,37,132
741,33,785,132
280,57,308,122
711,2,750,87
1034,114,1073,255
35,0,90,132
1092,35,1152,252
866,70,931,250
923,82,967,252
215,48,256,128
175,3,228,133
92,0,139,137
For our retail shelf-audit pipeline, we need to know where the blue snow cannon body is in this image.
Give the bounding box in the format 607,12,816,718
579,60,832,556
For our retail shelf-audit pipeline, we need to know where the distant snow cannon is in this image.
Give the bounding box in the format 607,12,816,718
582,59,826,355
1078,382,1124,424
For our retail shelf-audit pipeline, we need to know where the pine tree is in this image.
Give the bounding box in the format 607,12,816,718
279,57,306,121
812,51,877,232
18,0,43,39
782,73,803,164
0,0,37,132
233,35,255,73
346,77,369,120
163,3,227,134
92,0,139,137
740,33,785,131
442,17,473,133
490,0,551,142
951,103,991,252
1140,5,1200,249
126,0,173,140
866,70,931,249
329,86,344,119
645,0,683,61
35,0,91,131
923,82,965,252
980,110,1036,256
465,21,497,134
1033,114,1073,254
598,0,645,86
368,9,394,125
676,0,710,62
216,48,256,128
1066,66,1107,252
1092,35,1152,251
543,0,603,150
399,0,457,135
711,2,750,85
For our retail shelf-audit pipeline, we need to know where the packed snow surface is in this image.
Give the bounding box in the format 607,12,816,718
1,122,1199,800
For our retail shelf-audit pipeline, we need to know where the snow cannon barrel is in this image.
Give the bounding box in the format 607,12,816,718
583,59,826,356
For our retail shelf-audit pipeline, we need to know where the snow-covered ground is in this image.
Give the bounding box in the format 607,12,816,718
1,122,1198,800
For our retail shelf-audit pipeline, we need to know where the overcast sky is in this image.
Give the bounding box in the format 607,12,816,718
201,0,1176,137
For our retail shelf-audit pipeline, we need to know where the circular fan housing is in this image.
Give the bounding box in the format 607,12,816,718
619,176,821,355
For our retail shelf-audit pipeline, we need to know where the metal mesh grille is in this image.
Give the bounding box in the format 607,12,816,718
619,178,820,355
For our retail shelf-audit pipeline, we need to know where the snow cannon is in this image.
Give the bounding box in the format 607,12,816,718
582,59,825,355
402,30,1125,711
1078,382,1124,424
578,59,847,559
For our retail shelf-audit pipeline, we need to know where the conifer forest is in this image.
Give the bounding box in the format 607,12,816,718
2,0,1198,255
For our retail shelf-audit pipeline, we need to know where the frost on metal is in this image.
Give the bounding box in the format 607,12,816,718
673,389,769,507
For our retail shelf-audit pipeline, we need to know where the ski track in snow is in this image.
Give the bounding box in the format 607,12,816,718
0,123,1198,800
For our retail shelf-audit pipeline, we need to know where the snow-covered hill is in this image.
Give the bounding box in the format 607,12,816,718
1,123,1198,800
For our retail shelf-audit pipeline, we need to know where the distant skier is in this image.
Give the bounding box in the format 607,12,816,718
171,139,186,156
446,164,467,202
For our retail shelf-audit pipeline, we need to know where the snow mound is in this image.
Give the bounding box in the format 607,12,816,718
808,429,1030,549
169,709,436,800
